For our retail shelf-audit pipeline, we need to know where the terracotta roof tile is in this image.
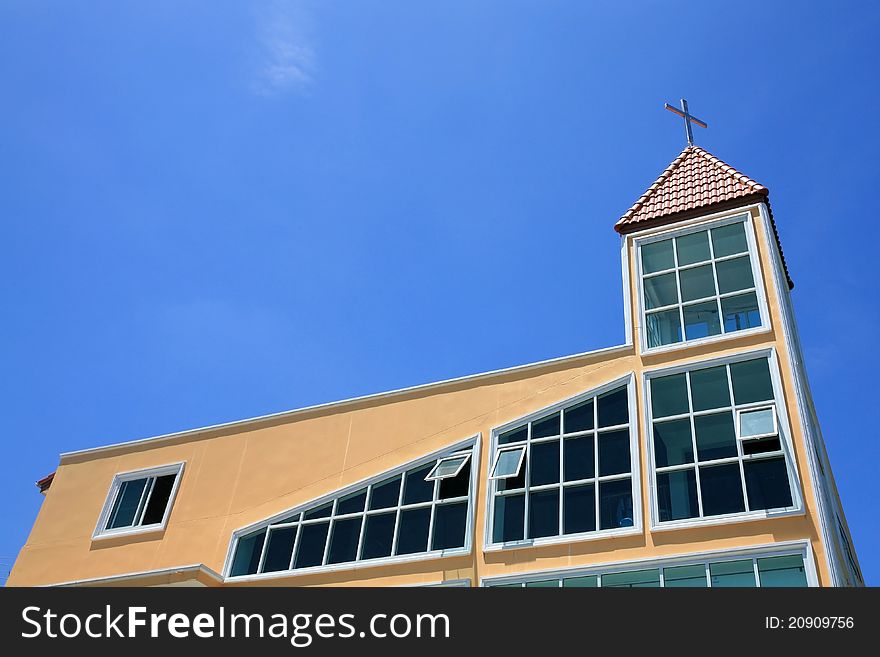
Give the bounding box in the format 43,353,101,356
615,146,792,289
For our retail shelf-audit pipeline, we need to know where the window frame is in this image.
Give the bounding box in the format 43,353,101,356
487,445,527,480
634,210,772,355
92,462,185,540
644,348,804,532
484,373,641,552
480,539,818,587
425,453,472,481
223,435,480,582
736,405,779,441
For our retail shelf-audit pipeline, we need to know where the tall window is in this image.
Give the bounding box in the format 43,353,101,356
95,463,183,537
640,216,764,349
228,441,475,578
488,380,635,546
484,551,810,587
648,356,797,525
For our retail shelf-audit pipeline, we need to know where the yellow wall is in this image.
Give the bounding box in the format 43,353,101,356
8,204,832,587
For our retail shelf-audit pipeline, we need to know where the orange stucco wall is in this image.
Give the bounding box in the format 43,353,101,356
7,204,834,587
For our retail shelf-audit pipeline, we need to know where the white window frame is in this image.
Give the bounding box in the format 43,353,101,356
487,445,527,480
480,539,819,587
633,209,772,355
425,452,472,481
93,462,185,540
736,405,778,441
223,434,480,582
644,348,804,532
484,373,641,552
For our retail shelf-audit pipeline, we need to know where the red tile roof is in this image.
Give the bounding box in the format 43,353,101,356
615,146,792,289
36,471,55,494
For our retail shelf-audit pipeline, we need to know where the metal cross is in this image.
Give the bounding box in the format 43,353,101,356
664,99,707,146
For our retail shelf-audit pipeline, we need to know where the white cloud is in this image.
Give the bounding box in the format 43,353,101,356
253,1,316,96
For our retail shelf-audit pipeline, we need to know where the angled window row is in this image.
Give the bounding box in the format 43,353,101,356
227,439,477,578
94,463,184,538
639,215,765,349
648,355,798,525
488,377,636,547
484,551,810,587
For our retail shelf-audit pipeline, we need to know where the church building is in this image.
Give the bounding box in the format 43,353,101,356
8,133,863,587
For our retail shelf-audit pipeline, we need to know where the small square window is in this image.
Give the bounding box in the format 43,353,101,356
489,446,526,480
425,453,471,481
97,464,183,537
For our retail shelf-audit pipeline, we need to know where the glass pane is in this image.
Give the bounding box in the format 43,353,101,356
361,512,395,560
525,580,559,588
598,429,630,476
142,474,176,525
757,555,808,587
262,526,298,573
694,412,738,461
710,559,756,587
563,435,595,482
679,264,716,302
230,529,266,577
744,457,793,510
438,459,471,499
711,221,748,258
432,502,468,550
492,447,525,479
646,309,682,347
689,365,731,411
657,469,699,522
563,575,598,587
530,440,560,486
676,231,711,266
327,517,362,564
107,478,148,529
644,273,679,309
664,564,707,587
564,399,594,433
294,522,330,569
683,301,721,340
498,425,528,445
650,373,689,418
599,478,633,529
492,494,525,543
742,436,782,456
563,484,596,534
369,476,401,510
653,419,693,467
602,569,661,588
532,412,560,439
528,489,560,539
403,464,435,504
597,386,628,428
715,256,754,294
429,456,468,479
740,408,775,438
700,463,746,516
497,451,526,491
722,292,761,332
395,507,431,555
303,503,333,520
641,239,675,274
336,489,367,515
730,358,774,405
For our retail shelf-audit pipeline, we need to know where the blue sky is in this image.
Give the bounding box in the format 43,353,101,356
1,1,877,585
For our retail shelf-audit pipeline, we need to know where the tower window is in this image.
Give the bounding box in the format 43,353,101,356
648,355,798,526
639,215,765,350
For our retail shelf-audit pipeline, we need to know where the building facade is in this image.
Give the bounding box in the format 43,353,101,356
8,146,863,588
